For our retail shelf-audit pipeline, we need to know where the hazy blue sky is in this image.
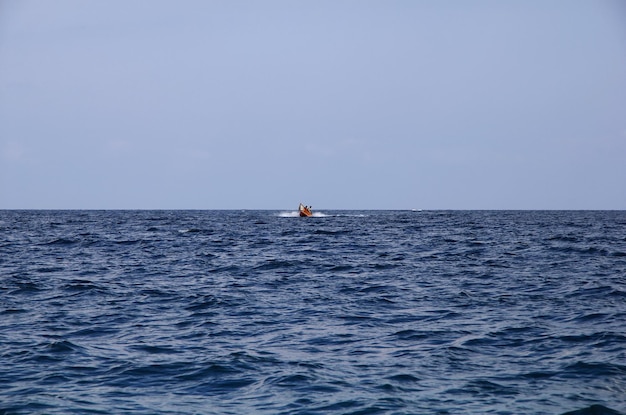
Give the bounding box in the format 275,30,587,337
1,1,625,209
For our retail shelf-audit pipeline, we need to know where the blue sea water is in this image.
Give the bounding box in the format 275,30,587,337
1,210,625,415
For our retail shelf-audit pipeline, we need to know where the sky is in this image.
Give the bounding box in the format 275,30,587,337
1,1,625,210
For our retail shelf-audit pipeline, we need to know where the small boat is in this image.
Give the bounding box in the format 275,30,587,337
299,203,312,217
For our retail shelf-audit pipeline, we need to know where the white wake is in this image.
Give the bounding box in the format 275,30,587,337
278,211,329,218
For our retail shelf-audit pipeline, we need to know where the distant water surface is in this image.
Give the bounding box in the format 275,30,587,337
1,210,625,414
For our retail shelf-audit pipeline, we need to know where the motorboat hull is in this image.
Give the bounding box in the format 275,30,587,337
299,203,312,217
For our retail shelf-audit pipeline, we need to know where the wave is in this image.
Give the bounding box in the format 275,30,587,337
561,404,623,415
3,210,625,414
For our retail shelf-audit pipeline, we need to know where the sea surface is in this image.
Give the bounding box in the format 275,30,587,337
1,210,625,415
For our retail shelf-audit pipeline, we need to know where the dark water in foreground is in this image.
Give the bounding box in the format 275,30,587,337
1,210,625,415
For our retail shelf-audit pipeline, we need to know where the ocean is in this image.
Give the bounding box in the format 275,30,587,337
1,210,625,415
